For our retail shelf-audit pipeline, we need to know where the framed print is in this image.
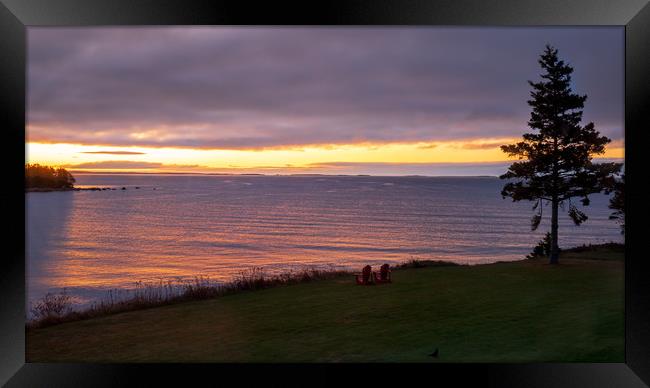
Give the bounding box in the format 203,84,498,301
1,0,649,386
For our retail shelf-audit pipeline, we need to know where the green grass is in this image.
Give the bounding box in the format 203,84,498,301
26,247,624,363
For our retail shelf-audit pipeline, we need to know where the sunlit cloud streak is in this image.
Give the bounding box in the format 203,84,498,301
64,160,202,170
80,151,146,155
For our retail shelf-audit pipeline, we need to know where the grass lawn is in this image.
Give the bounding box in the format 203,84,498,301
26,246,624,362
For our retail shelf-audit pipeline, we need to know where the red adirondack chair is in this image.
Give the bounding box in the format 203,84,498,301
374,264,392,284
355,265,374,285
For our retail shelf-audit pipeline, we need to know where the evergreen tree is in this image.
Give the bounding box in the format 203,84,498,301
500,45,621,264
608,174,625,234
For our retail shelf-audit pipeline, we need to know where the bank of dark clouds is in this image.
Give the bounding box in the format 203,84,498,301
28,27,623,150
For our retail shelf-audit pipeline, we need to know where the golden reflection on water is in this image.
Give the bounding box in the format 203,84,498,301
27,175,623,303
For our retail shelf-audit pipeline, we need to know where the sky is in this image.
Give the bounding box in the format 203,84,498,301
27,27,624,176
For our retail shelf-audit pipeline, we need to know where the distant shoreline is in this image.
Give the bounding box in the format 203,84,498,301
69,171,501,178
26,187,122,192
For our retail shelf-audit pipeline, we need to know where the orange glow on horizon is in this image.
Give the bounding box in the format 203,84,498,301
26,138,625,175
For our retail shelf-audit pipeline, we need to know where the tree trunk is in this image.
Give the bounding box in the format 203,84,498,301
550,198,560,264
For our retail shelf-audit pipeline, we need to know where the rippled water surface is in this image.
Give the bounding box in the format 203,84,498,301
27,174,623,305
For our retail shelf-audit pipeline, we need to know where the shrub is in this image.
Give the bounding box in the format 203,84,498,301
30,289,73,323
395,258,462,269
27,267,351,329
526,232,560,259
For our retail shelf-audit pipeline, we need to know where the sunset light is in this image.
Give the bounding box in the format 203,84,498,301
26,27,623,176
26,138,624,175
25,25,626,365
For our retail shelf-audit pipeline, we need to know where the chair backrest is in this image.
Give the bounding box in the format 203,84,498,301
380,264,389,280
362,265,372,282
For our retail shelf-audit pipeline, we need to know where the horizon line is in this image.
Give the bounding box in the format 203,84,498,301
69,170,502,178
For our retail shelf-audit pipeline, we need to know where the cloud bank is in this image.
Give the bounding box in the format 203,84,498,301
28,27,624,150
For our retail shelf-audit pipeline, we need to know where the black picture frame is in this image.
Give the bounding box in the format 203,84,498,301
1,1,649,386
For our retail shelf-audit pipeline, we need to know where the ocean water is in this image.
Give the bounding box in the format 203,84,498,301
26,174,623,307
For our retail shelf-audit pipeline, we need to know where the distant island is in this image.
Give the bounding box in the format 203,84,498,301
25,164,76,191
25,164,121,192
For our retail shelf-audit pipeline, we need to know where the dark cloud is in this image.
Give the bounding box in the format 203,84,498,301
457,141,508,150
64,160,204,169
28,27,623,149
64,161,163,169
417,144,438,150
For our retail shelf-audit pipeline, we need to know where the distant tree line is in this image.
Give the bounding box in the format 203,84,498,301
25,164,76,189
